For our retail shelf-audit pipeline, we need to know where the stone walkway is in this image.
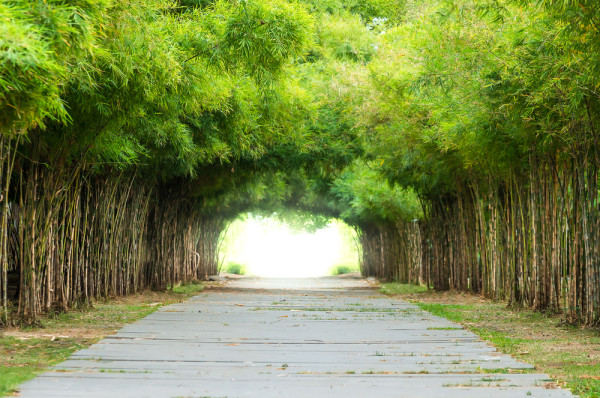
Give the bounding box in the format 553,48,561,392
17,277,574,397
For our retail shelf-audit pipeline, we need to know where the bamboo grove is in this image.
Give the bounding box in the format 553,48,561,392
4,0,600,327
0,0,336,324
330,0,600,327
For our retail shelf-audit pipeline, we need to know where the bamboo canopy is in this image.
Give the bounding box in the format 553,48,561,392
2,0,600,326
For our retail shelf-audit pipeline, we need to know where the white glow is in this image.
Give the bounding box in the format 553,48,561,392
221,216,358,278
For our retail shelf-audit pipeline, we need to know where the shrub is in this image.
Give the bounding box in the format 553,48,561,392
225,263,247,275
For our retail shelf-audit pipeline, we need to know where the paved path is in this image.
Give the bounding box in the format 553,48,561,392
17,277,573,397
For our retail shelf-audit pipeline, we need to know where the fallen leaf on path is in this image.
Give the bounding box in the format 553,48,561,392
544,382,559,389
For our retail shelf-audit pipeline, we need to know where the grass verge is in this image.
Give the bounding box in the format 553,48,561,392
0,281,206,397
380,282,428,295
381,283,600,397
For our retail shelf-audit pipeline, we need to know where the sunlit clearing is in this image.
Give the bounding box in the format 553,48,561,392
220,215,359,278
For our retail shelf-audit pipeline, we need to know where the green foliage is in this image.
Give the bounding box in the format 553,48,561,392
3,0,323,188
224,262,247,275
332,161,422,225
5,0,600,238
5,0,600,336
356,0,600,200
175,0,216,9
1,0,399,229
222,0,314,85
330,263,359,275
300,0,405,23
315,13,377,64
0,0,109,133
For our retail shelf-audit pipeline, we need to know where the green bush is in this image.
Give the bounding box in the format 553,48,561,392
330,263,359,275
225,263,247,275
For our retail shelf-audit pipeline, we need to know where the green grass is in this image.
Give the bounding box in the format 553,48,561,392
416,303,531,352
379,282,428,295
329,263,359,275
401,299,600,397
426,326,462,330
0,282,205,397
0,337,88,395
223,262,246,275
171,281,205,295
36,303,162,331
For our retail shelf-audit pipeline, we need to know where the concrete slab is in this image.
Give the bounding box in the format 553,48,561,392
15,277,575,397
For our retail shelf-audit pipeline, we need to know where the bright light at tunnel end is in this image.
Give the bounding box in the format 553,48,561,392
220,216,358,278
